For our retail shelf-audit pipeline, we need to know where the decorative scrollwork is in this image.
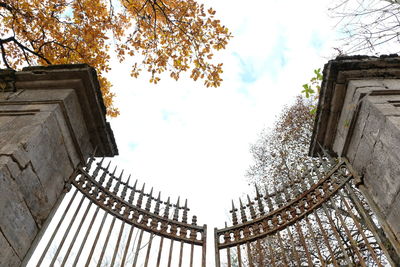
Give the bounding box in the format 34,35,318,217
72,157,206,246
215,159,354,249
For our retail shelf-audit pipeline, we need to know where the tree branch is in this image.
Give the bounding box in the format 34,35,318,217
0,36,51,64
0,43,11,69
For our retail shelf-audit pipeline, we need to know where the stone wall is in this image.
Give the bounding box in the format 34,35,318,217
310,55,400,258
0,65,118,266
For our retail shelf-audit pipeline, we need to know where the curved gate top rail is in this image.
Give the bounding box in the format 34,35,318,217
214,153,399,267
31,154,207,267
77,156,206,245
215,155,342,248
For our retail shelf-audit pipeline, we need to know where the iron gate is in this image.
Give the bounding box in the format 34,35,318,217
214,153,400,266
28,154,207,266
26,151,400,266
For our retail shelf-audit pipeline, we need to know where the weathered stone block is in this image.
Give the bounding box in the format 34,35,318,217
25,115,71,206
0,64,118,265
351,135,373,176
362,102,384,147
379,116,400,163
0,231,20,267
387,191,400,241
364,140,400,214
0,166,37,259
14,164,51,228
345,100,371,162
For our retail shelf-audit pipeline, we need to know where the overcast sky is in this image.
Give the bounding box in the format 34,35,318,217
105,0,339,264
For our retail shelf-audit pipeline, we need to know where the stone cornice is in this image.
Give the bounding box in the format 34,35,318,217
2,64,118,157
309,55,400,156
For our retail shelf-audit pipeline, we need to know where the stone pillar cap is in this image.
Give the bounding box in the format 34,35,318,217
309,54,400,156
1,64,118,157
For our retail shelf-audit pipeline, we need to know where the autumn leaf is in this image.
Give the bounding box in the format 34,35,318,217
0,0,232,116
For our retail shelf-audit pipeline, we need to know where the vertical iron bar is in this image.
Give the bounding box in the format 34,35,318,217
110,221,125,267
236,244,243,267
50,194,85,266
304,215,325,266
321,203,353,265
36,188,78,267
328,198,367,267
132,229,144,267
96,216,116,267
190,243,194,267
167,239,174,267
256,239,264,266
276,232,289,267
121,224,135,267
72,205,100,266
246,241,254,267
286,226,301,266
202,225,207,267
227,246,232,267
144,234,154,267
313,210,340,267
345,183,400,266
156,237,164,267
61,201,93,266
178,241,184,267
85,211,107,267
266,236,277,267
337,189,382,266
295,221,313,266
322,204,352,265
214,228,221,267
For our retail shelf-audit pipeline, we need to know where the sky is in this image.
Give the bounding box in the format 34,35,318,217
104,0,339,264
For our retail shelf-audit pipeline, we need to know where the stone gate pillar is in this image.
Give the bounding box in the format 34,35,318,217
0,65,118,266
310,55,400,256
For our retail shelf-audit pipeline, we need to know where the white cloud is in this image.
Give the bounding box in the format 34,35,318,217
104,0,340,264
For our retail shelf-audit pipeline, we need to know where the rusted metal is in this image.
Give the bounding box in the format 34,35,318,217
30,155,207,266
29,151,397,266
214,157,395,266
36,188,79,267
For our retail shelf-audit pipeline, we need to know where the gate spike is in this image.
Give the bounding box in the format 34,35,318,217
281,178,291,202
145,187,153,211
128,179,138,204
91,157,103,178
85,146,98,171
273,183,284,207
311,158,322,183
113,170,123,194
154,192,161,215
136,183,145,208
191,215,197,226
164,197,171,218
173,197,180,221
121,175,130,199
239,198,247,223
99,161,110,185
182,199,188,223
230,200,238,225
255,185,265,216
247,195,256,219
105,165,117,190
264,185,274,211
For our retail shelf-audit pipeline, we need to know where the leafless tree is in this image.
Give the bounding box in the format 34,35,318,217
330,0,400,54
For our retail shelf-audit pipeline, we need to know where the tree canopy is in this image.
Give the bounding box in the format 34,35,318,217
0,0,232,116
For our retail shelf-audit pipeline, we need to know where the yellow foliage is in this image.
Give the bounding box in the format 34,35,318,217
0,0,232,116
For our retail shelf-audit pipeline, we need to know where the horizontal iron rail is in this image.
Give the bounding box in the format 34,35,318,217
73,167,206,246
215,159,353,248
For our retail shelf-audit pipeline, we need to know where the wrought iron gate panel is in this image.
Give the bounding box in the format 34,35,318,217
29,155,207,267
214,155,398,267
